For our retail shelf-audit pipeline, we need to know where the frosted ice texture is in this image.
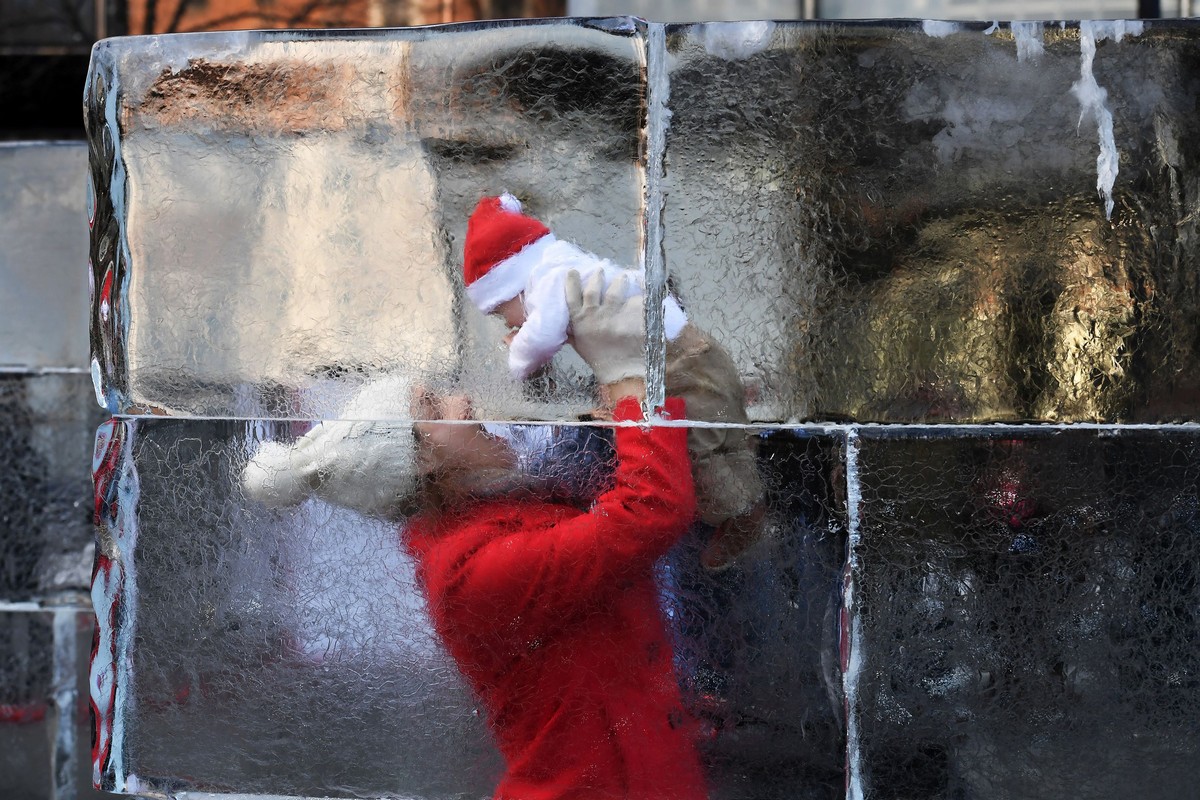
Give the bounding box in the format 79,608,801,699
851,430,1200,799
86,21,646,420
95,417,492,795
86,16,1200,800
664,20,1200,422
92,415,846,797
88,20,1200,423
0,375,104,599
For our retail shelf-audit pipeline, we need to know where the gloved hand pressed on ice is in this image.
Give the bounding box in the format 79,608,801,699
565,269,647,386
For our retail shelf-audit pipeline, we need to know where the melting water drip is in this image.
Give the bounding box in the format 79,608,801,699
1071,20,1144,220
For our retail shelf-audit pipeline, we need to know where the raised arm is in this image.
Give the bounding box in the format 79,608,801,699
424,272,696,630
438,393,694,623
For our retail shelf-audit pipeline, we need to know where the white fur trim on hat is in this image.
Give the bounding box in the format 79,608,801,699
466,233,557,313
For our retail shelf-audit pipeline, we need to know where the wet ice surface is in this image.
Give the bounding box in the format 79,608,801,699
85,17,1200,800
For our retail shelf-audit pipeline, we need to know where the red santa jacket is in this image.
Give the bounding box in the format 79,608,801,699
406,396,707,800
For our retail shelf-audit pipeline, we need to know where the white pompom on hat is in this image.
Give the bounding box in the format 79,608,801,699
241,373,419,521
463,193,555,313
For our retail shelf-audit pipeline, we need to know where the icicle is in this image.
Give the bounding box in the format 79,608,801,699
1012,21,1045,63
1070,20,1144,220
843,431,865,800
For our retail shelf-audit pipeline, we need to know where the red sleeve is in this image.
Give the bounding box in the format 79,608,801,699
445,396,696,626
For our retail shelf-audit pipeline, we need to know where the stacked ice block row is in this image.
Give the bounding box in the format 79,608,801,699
1,142,111,800
87,18,1200,800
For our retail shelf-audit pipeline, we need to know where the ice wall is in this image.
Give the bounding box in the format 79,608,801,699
87,18,1200,800
1,141,112,800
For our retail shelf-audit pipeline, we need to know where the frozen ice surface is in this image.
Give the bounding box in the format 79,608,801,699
91,414,853,798
851,428,1200,799
663,20,1200,422
86,20,648,420
0,142,90,370
85,16,1200,800
662,430,848,799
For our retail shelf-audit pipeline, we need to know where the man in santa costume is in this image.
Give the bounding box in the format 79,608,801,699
244,272,709,799
462,193,764,570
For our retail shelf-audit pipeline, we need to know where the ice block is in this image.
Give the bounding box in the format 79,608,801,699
1,608,109,800
85,20,649,420
847,428,1200,798
663,20,1200,422
92,417,843,797
1,142,90,369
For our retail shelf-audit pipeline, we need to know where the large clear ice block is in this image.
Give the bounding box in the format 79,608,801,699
92,416,501,795
91,411,850,798
0,142,90,369
663,21,1200,423
85,20,649,420
848,429,1200,799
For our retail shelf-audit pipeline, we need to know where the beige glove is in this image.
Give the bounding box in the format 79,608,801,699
565,270,647,385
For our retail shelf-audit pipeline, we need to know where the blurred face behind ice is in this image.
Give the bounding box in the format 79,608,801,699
413,391,517,487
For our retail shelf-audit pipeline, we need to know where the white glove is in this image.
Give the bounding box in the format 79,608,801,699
565,270,646,385
241,373,418,521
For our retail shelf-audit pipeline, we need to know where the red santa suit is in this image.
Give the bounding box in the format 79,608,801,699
405,396,708,800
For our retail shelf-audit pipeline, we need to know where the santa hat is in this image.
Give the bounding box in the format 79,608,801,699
463,193,555,313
